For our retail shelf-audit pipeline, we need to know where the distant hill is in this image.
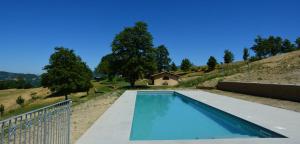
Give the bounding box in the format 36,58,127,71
0,71,40,87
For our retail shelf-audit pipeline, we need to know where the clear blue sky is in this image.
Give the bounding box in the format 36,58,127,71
0,0,299,74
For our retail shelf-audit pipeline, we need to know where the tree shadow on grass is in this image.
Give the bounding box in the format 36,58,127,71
44,92,64,98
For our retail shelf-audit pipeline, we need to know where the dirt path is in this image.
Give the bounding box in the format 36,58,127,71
71,91,122,143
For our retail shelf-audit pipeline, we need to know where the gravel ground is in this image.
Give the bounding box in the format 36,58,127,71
71,91,122,143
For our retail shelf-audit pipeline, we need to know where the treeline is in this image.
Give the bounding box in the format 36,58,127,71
0,78,34,90
0,71,41,89
251,36,300,59
205,36,300,71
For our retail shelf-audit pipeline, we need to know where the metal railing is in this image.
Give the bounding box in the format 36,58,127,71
0,100,72,144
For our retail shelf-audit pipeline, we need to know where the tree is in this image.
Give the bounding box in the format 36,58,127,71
155,45,171,72
41,47,93,100
111,21,157,87
268,36,282,56
243,48,250,61
207,56,217,71
251,36,271,58
296,37,300,49
223,49,234,63
170,62,177,71
16,96,25,106
95,53,118,80
281,39,296,53
180,58,192,71
0,104,4,116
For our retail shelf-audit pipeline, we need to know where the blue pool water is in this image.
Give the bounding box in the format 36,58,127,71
130,91,285,140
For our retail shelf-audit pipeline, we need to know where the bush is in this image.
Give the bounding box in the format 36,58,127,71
207,56,218,71
190,66,199,72
30,92,40,100
16,96,25,106
224,49,234,63
31,95,40,100
0,104,4,116
180,58,192,71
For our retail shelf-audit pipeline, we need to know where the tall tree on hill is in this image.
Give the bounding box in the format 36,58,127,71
223,49,234,63
180,58,192,71
170,62,177,71
41,47,93,100
243,48,250,61
251,36,269,59
296,37,300,49
155,45,171,72
281,39,296,53
269,36,282,56
111,21,157,87
207,56,217,71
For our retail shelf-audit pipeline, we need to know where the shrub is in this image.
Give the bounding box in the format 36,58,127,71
180,58,192,71
224,49,234,63
207,56,218,71
190,66,199,72
30,92,40,100
0,104,4,116
16,96,25,106
31,95,40,100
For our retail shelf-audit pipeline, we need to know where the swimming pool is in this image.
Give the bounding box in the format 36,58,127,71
130,91,286,140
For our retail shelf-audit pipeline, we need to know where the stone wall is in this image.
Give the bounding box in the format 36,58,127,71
217,82,300,102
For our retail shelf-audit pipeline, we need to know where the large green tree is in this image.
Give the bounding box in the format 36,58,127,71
111,21,157,87
180,58,192,71
243,48,250,61
207,56,217,71
223,49,234,63
155,45,171,72
41,47,93,100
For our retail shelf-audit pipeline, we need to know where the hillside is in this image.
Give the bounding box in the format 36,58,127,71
179,50,300,88
0,71,40,86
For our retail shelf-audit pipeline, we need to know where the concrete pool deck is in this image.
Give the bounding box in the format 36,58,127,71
76,90,300,144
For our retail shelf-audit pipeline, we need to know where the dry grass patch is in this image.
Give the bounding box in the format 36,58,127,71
71,90,123,143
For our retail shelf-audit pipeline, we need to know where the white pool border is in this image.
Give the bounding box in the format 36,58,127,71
76,90,300,144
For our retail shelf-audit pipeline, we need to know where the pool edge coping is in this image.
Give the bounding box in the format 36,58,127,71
76,90,300,144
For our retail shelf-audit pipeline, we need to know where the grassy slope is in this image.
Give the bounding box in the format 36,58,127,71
0,80,127,120
178,50,300,88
